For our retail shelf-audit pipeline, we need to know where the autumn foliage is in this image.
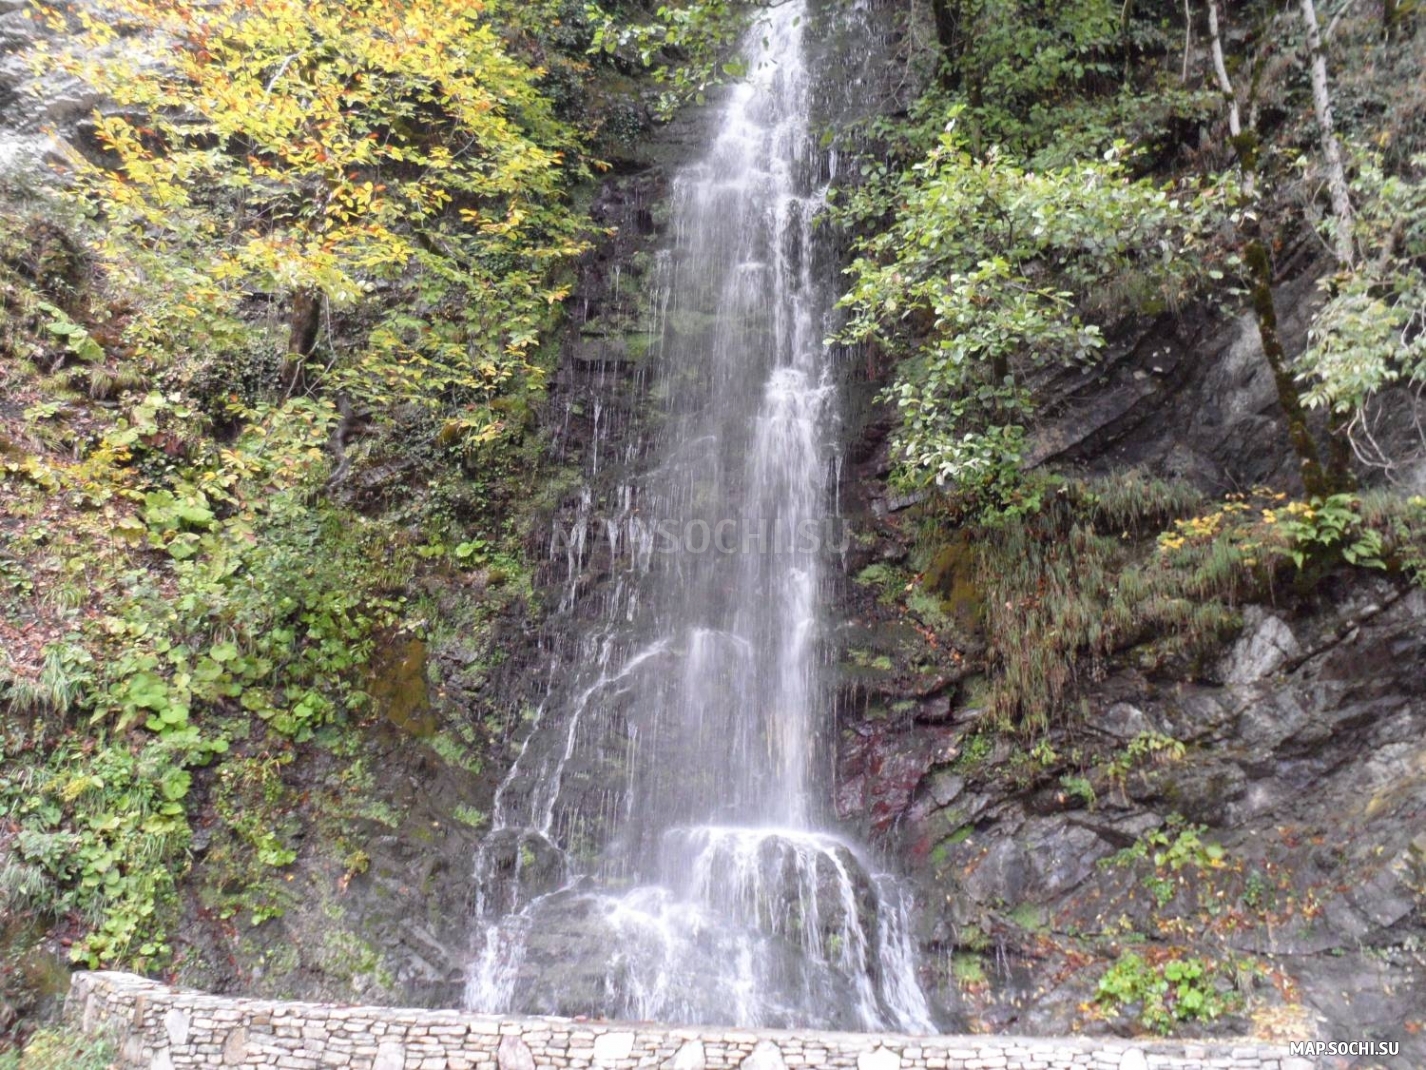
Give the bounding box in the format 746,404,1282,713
36,0,591,435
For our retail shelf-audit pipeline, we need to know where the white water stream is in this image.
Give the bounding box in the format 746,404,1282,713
464,1,933,1031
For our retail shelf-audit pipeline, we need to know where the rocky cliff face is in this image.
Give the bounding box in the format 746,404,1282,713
0,0,103,170
831,288,1426,1062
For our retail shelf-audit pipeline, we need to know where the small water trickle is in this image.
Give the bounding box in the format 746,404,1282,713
465,0,933,1032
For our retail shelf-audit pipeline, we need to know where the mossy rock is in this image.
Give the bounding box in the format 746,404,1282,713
952,951,986,985
1007,901,1048,931
367,635,434,737
922,532,983,626
622,331,658,360
665,309,718,338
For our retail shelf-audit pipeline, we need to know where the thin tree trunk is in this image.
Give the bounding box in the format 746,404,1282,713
1299,0,1355,266
1327,409,1359,491
967,71,984,156
1206,0,1238,136
1206,0,1256,196
1181,0,1193,83
1121,0,1135,85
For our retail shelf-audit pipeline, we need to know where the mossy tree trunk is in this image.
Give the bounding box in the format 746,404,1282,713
1244,242,1331,497
280,286,322,397
1207,1,1352,495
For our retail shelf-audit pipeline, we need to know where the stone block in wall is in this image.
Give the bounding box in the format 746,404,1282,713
499,1034,537,1070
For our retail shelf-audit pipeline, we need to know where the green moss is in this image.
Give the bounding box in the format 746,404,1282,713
846,648,895,672
1008,902,1047,931
235,932,301,987
921,536,983,624
958,923,990,952
953,731,993,771
453,803,488,829
854,562,907,606
905,586,952,629
318,928,395,996
855,562,898,586
622,331,658,360
368,637,433,737
952,952,986,986
944,825,974,846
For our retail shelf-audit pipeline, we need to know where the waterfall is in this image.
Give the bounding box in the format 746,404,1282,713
465,0,933,1032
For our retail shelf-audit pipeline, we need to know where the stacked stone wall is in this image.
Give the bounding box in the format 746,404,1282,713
67,972,1316,1070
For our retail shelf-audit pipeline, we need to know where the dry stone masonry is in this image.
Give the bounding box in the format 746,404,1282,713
68,973,1318,1070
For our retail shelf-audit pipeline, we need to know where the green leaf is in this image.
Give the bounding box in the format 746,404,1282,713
126,672,169,710
210,642,239,663
167,533,202,560
454,539,487,560
159,768,192,801
240,688,271,713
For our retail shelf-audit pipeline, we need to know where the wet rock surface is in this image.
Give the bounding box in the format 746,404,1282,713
1022,266,1329,494
832,265,1425,1063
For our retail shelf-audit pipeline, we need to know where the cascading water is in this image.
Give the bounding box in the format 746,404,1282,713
465,0,933,1032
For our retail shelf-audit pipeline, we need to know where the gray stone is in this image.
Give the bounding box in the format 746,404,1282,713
1222,609,1300,684
858,1048,901,1070
740,1040,788,1070
1099,703,1150,741
120,1035,145,1065
666,1039,707,1070
593,1031,636,1064
927,771,966,808
223,1026,249,1065
374,1039,407,1070
497,1035,536,1070
1117,1050,1147,1070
